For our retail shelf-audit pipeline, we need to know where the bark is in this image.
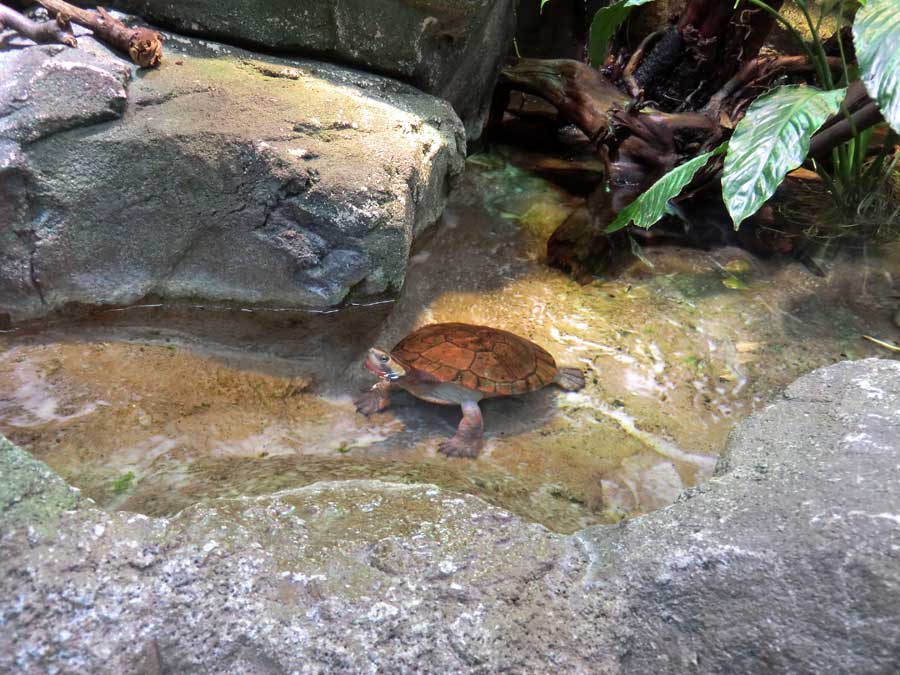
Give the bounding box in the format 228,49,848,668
809,82,887,158
499,59,631,142
37,0,162,67
703,55,844,119
809,103,884,159
0,3,75,46
636,0,785,110
499,58,721,212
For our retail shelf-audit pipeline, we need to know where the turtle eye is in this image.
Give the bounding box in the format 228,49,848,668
379,354,390,363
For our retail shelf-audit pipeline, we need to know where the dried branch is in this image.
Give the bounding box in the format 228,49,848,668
499,59,631,142
809,101,884,159
0,3,76,46
623,30,664,99
704,55,844,115
37,0,162,67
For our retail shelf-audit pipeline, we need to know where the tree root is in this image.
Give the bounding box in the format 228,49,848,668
809,102,884,159
623,30,663,98
704,55,844,118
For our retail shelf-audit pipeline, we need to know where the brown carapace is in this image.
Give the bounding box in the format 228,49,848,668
393,323,560,396
356,323,586,458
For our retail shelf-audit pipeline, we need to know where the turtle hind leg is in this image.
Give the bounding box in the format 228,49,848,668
355,380,393,416
438,400,484,459
554,367,585,391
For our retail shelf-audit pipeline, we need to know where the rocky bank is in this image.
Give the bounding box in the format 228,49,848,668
0,23,465,321
2,358,898,673
71,0,517,140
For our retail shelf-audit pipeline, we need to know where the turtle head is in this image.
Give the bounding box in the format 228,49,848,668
365,348,407,381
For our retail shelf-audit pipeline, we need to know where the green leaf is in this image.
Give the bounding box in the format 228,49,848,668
540,0,552,13
854,0,900,135
722,85,846,230
605,144,726,233
588,0,658,66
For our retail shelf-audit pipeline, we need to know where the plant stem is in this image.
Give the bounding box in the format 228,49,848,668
834,1,850,87
745,0,818,68
793,0,851,190
794,0,834,88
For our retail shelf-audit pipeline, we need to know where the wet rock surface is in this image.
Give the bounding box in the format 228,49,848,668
2,358,899,673
72,0,516,139
0,28,465,321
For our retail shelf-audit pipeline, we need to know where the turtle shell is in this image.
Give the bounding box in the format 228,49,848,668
391,323,558,396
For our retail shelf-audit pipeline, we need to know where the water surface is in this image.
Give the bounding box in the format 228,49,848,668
2,151,897,532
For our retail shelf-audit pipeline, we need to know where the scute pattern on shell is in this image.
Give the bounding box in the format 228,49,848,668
392,323,558,395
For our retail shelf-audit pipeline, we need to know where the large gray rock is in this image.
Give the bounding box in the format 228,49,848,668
0,44,132,318
0,32,465,321
75,0,517,139
1,358,899,673
0,45,129,144
0,447,597,672
580,357,900,673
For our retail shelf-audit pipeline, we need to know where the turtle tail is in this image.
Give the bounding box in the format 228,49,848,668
554,367,585,391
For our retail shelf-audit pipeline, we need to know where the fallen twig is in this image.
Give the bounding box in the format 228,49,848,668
37,0,162,67
0,2,76,46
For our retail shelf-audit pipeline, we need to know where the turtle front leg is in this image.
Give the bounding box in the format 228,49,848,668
355,380,393,416
438,400,484,459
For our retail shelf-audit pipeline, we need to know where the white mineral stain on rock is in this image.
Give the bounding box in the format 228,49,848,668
367,602,400,622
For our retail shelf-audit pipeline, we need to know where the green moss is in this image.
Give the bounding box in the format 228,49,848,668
0,436,80,532
683,355,706,371
111,471,136,494
722,275,751,290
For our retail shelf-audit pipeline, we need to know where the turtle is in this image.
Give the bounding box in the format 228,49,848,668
355,322,585,458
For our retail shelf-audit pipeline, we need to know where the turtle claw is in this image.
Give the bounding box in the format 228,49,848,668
437,435,484,459
355,384,391,416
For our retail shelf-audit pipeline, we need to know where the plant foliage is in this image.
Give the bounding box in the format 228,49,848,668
723,85,846,229
605,145,726,233
854,0,900,135
613,0,900,232
588,0,658,66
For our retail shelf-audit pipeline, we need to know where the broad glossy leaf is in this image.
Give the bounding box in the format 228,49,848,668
854,0,900,134
588,0,658,66
605,145,726,233
723,85,845,230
